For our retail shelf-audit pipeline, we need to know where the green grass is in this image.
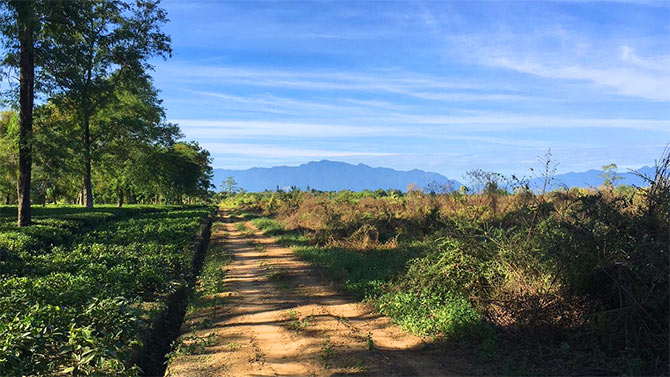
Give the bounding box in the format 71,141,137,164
249,217,419,299
250,217,310,246
241,213,497,365
320,336,334,368
198,246,232,295
247,216,478,337
283,309,314,332
295,245,418,299
166,327,218,363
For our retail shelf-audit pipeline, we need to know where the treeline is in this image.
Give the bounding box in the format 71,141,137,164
0,0,212,226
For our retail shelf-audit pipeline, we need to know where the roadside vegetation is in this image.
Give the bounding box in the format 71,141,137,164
165,224,231,374
0,205,215,376
222,151,669,375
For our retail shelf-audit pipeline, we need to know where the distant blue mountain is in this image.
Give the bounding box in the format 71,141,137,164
530,166,655,191
213,160,461,192
213,160,656,193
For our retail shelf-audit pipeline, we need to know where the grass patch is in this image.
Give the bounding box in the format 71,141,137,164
225,342,242,350
294,244,421,300
198,246,231,295
283,309,314,332
166,328,218,363
320,336,334,368
234,222,247,232
250,218,310,246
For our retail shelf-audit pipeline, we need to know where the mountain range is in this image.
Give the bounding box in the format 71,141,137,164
213,160,460,192
212,160,655,192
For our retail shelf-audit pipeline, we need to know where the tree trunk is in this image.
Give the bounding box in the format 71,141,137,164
117,189,124,207
16,2,35,227
82,115,93,208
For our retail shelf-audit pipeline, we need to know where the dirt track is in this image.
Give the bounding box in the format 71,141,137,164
166,212,477,376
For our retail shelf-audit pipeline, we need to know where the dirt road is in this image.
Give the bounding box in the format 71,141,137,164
166,212,476,376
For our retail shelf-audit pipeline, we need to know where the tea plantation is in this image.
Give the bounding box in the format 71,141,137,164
0,205,215,376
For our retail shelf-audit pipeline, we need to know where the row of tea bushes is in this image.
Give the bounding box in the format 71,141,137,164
0,206,215,376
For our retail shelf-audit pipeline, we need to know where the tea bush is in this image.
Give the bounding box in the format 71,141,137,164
0,205,214,376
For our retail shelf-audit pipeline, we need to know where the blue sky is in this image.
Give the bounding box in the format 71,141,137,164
152,0,669,178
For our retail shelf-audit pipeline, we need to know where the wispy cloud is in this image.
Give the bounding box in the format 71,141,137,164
202,143,398,158
183,87,531,121
439,26,670,102
380,114,670,131
173,119,393,138
174,117,669,141
161,65,482,95
489,57,670,102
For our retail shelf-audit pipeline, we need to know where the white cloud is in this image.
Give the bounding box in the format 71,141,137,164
378,114,670,132
490,57,670,102
422,9,670,102
173,119,394,138
173,116,670,142
202,143,397,158
160,64,481,96
619,45,670,72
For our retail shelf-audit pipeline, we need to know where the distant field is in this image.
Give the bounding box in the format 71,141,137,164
0,205,215,376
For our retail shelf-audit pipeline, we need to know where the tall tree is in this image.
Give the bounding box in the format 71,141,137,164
222,176,239,194
40,0,171,208
600,163,622,189
13,1,34,225
93,74,181,206
32,100,80,205
0,0,38,226
154,142,213,204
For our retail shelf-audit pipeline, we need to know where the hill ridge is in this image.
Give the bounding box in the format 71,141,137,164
213,160,459,192
213,160,655,192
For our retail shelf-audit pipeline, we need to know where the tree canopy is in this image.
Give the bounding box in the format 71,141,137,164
0,0,213,212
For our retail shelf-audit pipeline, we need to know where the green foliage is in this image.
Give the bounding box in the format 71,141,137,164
0,205,214,376
0,1,213,209
295,244,417,299
198,248,231,295
166,328,217,364
600,163,623,188
0,112,18,204
222,176,240,194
